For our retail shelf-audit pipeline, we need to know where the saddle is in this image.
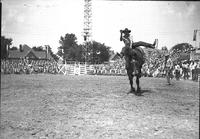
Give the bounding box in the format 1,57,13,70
120,46,145,67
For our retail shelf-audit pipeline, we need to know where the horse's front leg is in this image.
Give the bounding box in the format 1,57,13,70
128,71,135,93
136,76,141,95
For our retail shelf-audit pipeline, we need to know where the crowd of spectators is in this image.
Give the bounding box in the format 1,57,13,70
91,56,200,82
172,60,200,81
1,59,59,74
1,56,199,82
92,59,126,75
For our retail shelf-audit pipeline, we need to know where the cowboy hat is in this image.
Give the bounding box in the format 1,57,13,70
123,28,131,34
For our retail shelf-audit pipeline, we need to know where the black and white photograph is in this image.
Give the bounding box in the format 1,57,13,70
1,0,200,138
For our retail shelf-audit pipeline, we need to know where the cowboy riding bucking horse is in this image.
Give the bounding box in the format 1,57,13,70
118,28,157,95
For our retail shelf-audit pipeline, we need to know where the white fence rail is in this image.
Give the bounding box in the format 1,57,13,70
58,63,94,75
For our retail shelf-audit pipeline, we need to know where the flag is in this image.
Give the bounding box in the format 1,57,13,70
193,30,197,41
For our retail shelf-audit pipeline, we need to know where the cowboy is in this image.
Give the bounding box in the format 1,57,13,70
120,28,156,49
118,28,156,75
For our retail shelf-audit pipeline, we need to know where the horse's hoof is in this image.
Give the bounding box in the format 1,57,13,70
135,88,141,95
135,93,142,96
135,91,142,96
128,88,135,94
137,88,141,93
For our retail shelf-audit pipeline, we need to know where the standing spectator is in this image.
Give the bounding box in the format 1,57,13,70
190,61,197,80
194,61,200,81
182,61,189,80
164,54,173,85
174,64,181,80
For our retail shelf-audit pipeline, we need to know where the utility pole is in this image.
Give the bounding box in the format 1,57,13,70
83,0,92,64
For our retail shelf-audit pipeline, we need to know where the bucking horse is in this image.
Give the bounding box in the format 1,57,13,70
118,45,145,95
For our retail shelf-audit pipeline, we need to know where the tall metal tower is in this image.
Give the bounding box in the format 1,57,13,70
83,0,92,63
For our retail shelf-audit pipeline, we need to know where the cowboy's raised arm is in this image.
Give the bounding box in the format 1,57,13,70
120,32,130,44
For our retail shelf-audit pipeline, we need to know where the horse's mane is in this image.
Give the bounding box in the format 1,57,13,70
123,46,138,58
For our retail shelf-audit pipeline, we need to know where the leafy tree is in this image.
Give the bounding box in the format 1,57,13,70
58,33,78,60
170,43,193,53
57,47,64,59
86,41,111,64
170,43,193,62
71,44,84,62
77,44,85,62
57,33,111,63
1,36,12,59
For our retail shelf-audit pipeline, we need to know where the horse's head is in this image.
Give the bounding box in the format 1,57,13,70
120,46,132,57
125,48,141,76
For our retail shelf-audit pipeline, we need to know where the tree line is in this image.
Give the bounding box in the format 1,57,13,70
1,33,111,64
1,34,194,63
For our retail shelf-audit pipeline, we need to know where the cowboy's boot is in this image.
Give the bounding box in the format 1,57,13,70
151,39,156,49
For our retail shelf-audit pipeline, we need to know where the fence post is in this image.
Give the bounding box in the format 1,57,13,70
85,62,87,75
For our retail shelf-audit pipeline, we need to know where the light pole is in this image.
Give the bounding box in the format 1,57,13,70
193,29,200,48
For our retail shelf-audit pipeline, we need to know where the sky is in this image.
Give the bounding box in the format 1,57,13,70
2,0,200,53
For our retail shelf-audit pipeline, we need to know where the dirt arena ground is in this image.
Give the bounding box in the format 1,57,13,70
1,74,199,139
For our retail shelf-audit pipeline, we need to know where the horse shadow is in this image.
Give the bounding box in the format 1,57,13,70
128,89,154,96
